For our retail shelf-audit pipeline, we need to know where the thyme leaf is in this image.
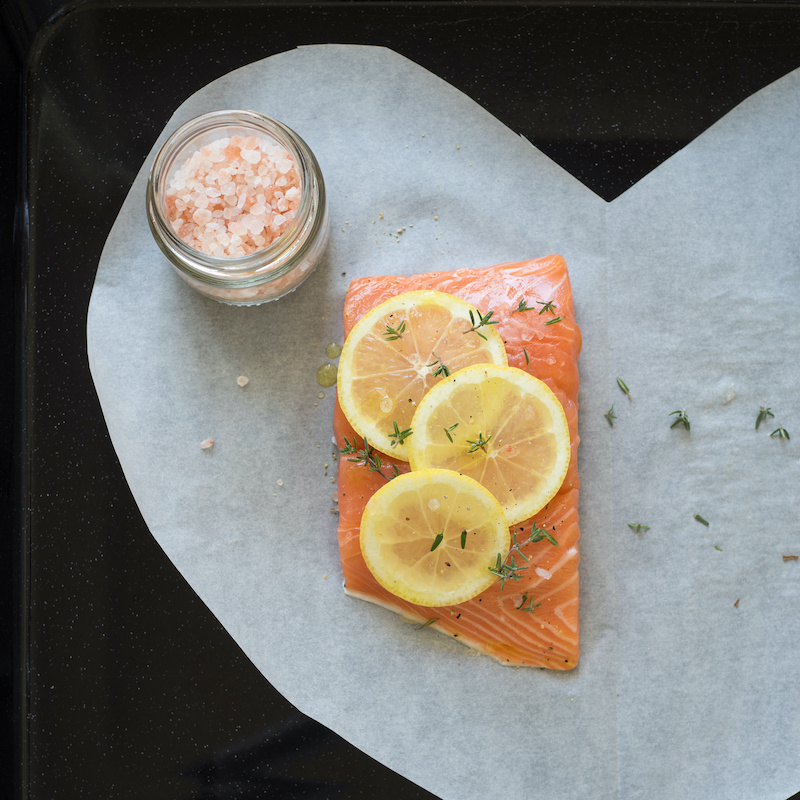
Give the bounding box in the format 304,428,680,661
415,618,438,630
771,425,790,440
460,529,467,549
617,377,631,396
628,522,650,533
694,514,710,526
430,531,444,551
523,347,530,366
544,316,564,326
670,409,690,430
755,405,774,430
443,423,458,442
605,405,617,427
383,320,406,341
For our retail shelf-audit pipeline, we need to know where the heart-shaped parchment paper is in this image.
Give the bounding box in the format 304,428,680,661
87,45,800,800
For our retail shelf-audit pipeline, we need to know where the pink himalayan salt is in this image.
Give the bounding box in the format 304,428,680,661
164,135,301,258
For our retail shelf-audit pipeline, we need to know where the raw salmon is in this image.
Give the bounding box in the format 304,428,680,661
334,256,581,669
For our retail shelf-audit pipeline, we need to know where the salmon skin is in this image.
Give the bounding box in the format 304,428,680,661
334,256,581,669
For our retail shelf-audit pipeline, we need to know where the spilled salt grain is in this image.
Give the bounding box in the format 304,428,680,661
237,376,249,387
200,438,214,450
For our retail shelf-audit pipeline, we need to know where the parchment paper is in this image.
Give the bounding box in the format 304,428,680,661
86,45,800,800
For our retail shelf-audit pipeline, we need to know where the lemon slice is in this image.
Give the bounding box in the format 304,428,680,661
360,469,511,607
337,290,508,460
407,364,571,526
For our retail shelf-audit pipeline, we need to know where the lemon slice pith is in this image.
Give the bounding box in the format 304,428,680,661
337,290,508,460
360,469,511,607
407,364,571,526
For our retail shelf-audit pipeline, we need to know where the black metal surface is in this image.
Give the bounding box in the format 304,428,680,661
7,2,800,799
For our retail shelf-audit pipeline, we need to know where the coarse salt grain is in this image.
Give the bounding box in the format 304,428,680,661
237,375,249,387
200,438,214,450
165,134,301,256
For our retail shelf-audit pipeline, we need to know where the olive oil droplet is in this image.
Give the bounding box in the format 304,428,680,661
316,363,338,387
325,342,342,359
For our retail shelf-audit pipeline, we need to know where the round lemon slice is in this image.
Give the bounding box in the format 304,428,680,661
360,469,511,607
337,290,507,460
407,364,571,526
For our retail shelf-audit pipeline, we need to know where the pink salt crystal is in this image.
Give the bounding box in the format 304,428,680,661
164,133,300,257
200,438,214,450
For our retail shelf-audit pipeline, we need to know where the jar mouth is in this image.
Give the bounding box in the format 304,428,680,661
146,109,323,284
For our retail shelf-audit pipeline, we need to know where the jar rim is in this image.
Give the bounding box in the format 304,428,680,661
146,109,322,284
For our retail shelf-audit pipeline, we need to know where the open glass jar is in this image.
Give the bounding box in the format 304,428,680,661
146,109,328,305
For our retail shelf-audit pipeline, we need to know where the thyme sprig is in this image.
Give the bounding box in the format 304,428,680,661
755,405,774,430
464,308,499,340
512,298,535,313
605,405,617,427
383,320,406,341
443,423,459,442
426,353,451,378
466,431,492,453
388,420,413,448
628,522,650,533
771,425,790,440
339,436,399,481
516,593,542,613
489,523,558,589
537,300,557,315
670,409,690,430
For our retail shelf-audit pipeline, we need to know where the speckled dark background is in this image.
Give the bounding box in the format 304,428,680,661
5,2,800,799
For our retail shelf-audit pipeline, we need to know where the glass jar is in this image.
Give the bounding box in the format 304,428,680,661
146,109,328,305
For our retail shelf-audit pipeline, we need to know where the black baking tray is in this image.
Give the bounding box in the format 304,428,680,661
6,2,800,799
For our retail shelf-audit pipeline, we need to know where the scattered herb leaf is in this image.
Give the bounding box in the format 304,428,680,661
460,529,467,549
523,347,529,366
628,522,650,533
714,545,723,551
529,521,558,547
544,316,564,326
416,618,438,630
734,598,740,608
383,320,406,341
617,377,630,396
694,514,710,526
783,555,799,561
443,422,458,442
670,409,690,430
605,405,617,427
770,426,790,440
430,531,444,551
755,405,774,430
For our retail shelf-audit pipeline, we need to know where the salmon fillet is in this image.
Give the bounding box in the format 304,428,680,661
334,255,581,669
